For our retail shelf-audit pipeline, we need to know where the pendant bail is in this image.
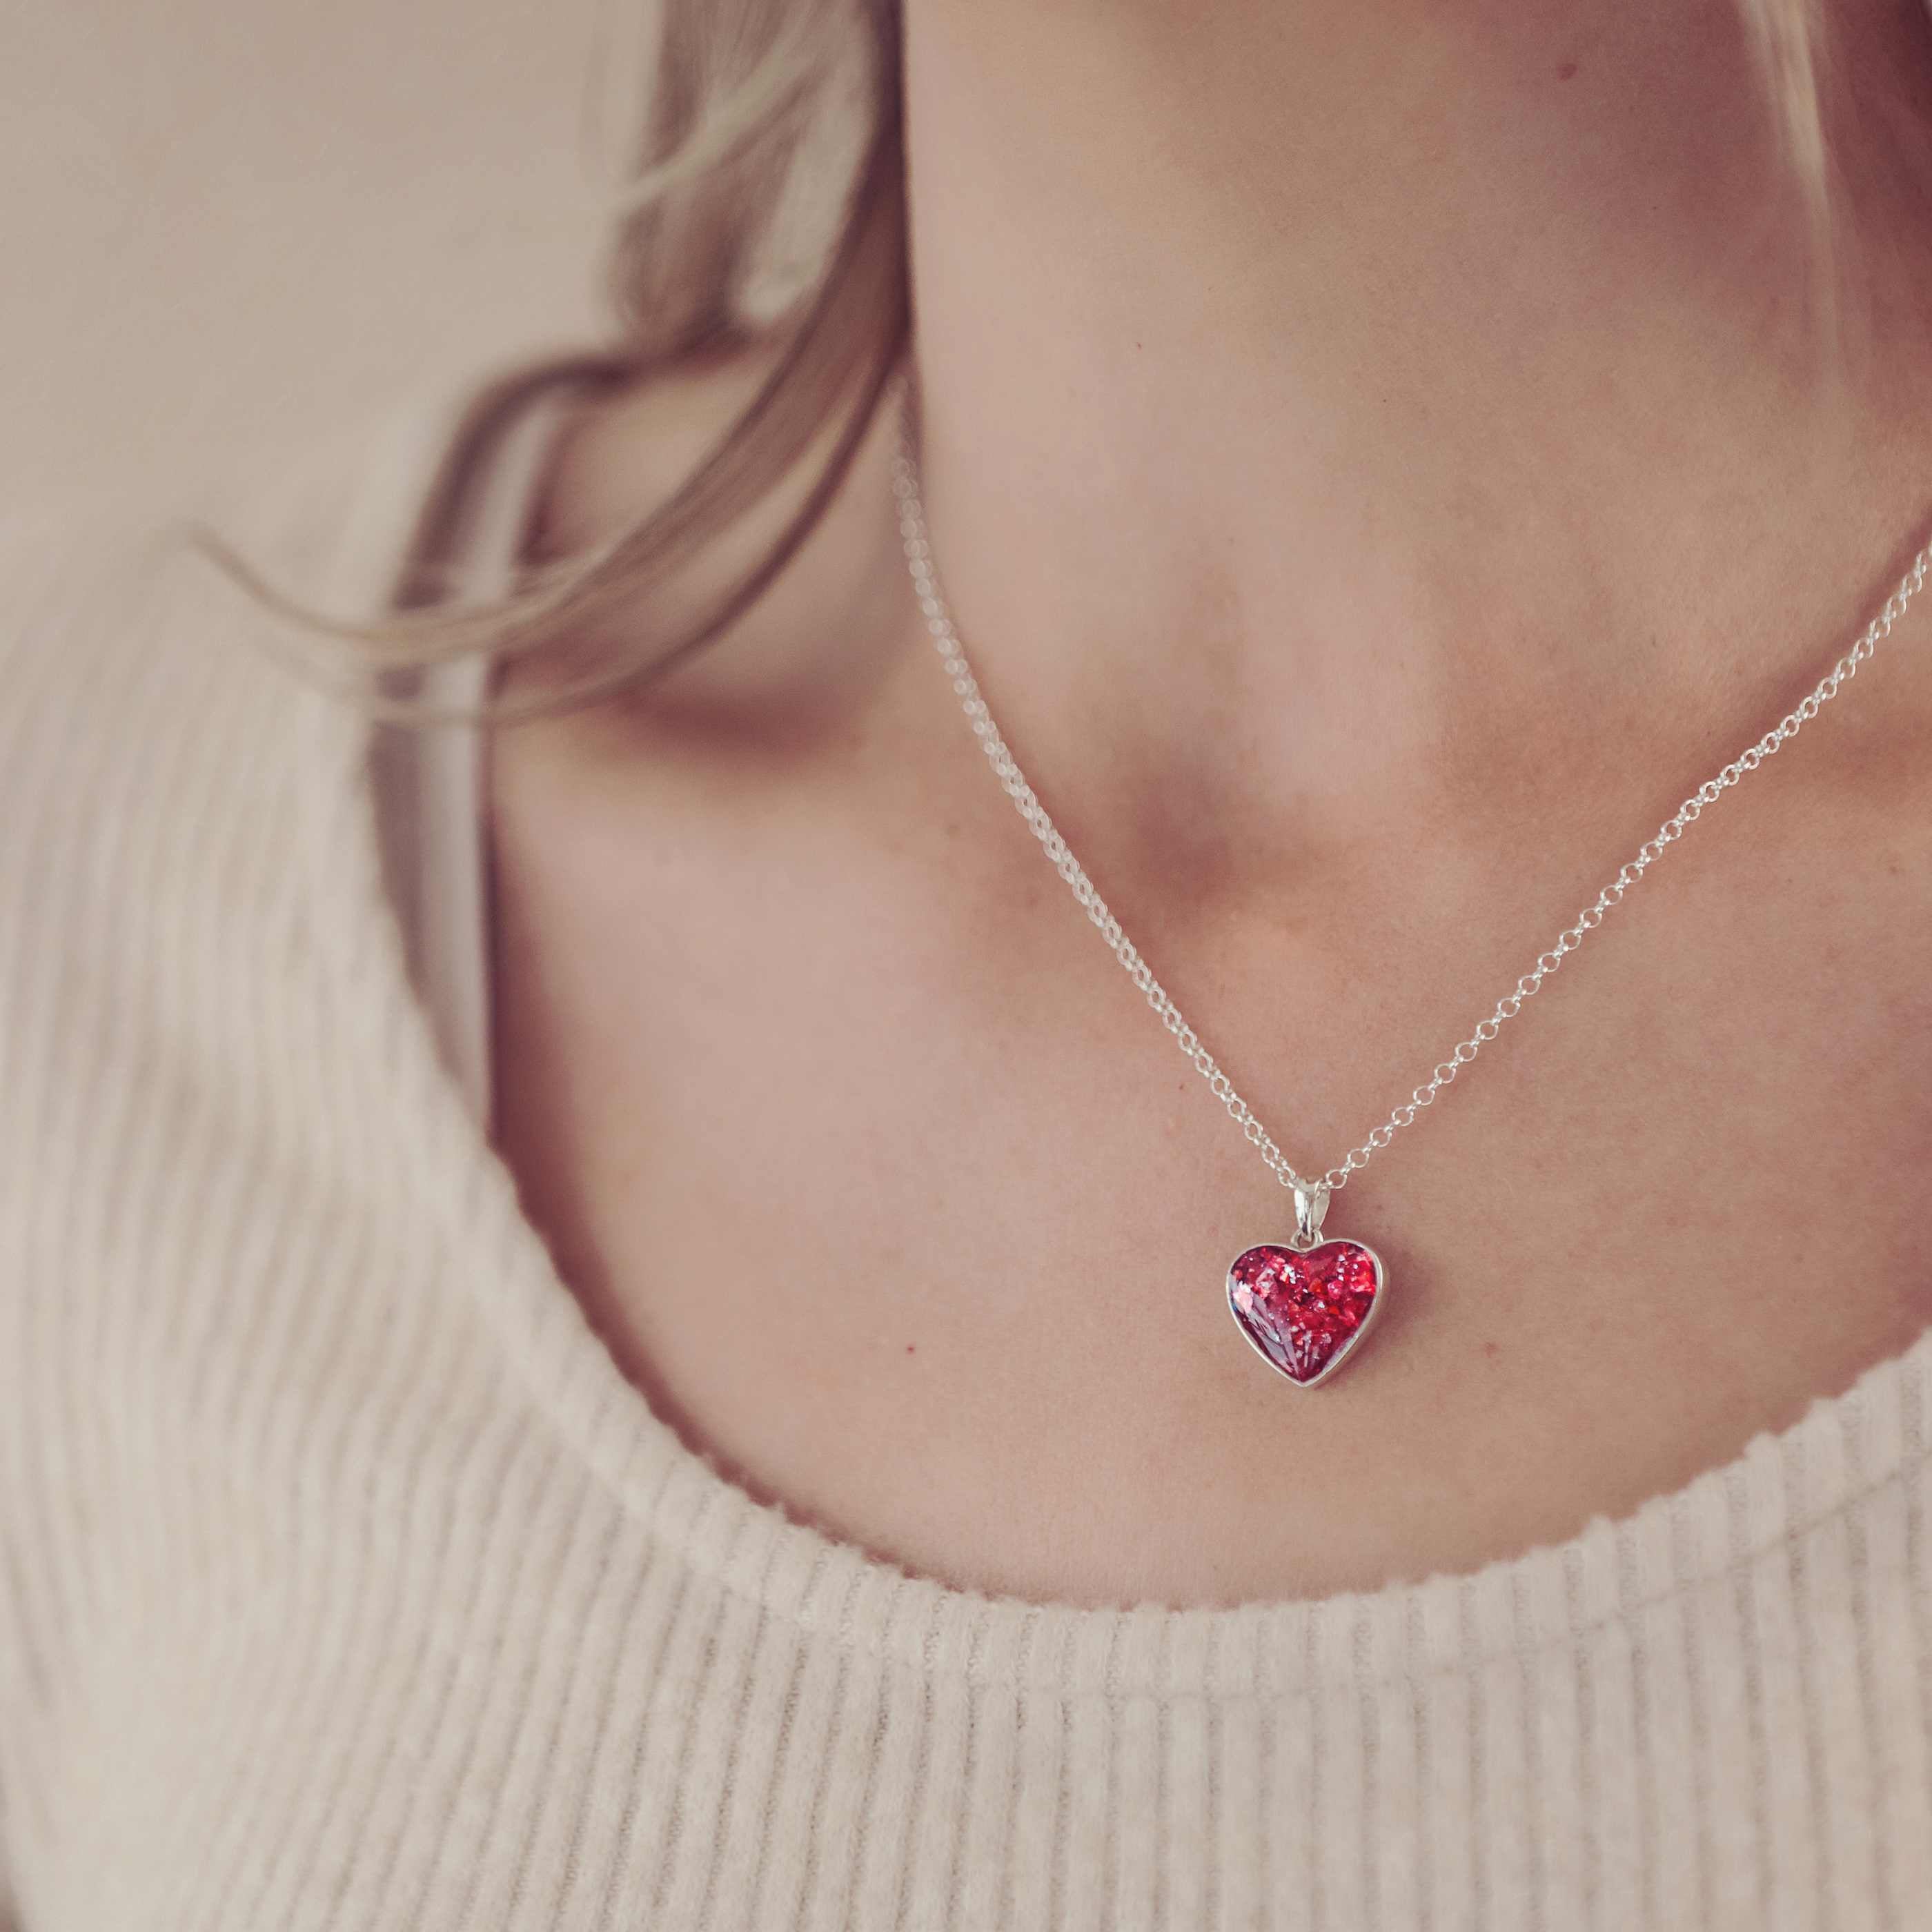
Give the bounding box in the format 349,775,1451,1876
1290,1178,1331,1252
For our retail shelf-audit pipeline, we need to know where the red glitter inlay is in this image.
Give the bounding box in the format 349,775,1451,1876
1228,1241,1382,1385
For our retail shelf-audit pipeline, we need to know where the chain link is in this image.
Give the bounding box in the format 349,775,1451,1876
889,384,1931,1196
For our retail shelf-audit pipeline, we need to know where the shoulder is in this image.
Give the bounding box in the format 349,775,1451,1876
0,353,591,897
0,460,364,966
0,399,425,741
0,494,293,958
0,365,549,1178
0,493,284,788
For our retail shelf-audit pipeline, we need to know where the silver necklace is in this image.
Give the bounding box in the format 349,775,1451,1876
889,378,1931,1388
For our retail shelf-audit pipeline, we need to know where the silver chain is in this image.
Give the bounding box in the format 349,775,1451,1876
889,382,1931,1197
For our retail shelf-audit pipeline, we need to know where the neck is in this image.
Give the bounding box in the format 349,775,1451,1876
901,0,1932,876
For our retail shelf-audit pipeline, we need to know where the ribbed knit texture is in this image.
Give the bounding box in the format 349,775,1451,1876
4,367,1932,1931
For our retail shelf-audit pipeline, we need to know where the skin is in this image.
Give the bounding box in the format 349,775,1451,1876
487,0,1932,1609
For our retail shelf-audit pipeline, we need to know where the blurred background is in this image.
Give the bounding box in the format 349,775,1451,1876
3,0,622,502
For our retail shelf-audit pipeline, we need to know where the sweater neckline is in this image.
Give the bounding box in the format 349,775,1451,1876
289,356,1932,1702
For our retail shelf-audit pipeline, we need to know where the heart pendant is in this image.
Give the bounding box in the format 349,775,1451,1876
1227,1238,1387,1388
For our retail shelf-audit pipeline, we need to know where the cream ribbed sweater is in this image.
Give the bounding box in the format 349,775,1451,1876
3,363,1932,1932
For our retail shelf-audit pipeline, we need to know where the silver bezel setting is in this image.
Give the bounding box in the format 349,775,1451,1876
1225,1239,1390,1389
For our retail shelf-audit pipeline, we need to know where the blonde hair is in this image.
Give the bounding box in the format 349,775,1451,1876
204,0,1860,723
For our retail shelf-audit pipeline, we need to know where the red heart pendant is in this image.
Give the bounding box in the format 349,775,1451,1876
1227,1239,1387,1387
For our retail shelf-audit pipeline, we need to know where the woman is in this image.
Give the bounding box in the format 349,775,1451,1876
4,0,1931,1924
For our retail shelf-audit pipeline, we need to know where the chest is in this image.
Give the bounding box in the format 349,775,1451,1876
486,736,1932,1608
